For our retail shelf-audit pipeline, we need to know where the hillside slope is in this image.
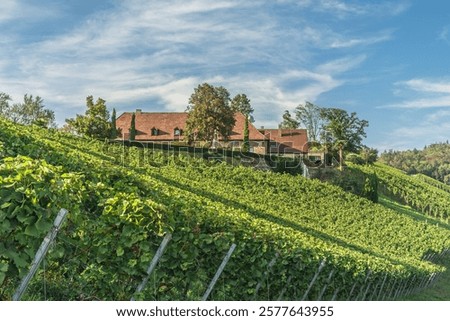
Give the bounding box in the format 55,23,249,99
380,143,450,184
1,118,449,300
353,163,450,222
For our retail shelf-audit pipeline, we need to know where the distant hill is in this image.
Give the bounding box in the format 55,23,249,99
380,142,450,185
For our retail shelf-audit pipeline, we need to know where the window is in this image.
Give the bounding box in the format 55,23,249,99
174,127,182,136
151,127,159,136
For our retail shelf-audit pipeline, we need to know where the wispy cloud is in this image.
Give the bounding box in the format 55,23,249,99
438,25,450,43
0,0,18,23
0,0,390,125
329,31,393,48
0,0,60,24
383,78,450,108
390,110,450,145
375,108,450,151
401,79,450,93
298,0,410,19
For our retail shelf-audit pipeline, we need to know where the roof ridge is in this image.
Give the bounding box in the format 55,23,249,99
122,111,188,114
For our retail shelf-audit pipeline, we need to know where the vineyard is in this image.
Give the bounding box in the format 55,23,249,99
412,173,450,194
353,163,450,221
1,117,450,300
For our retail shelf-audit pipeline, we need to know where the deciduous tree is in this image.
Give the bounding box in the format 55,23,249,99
279,110,299,129
231,94,253,116
320,108,368,170
295,101,323,142
0,93,55,128
185,83,235,145
0,93,11,117
231,93,253,152
66,96,111,139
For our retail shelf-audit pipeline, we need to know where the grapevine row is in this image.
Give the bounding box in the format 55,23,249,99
0,118,449,300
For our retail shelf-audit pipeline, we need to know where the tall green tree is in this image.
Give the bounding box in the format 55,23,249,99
0,93,11,117
279,110,299,129
185,83,235,145
66,96,111,139
129,113,136,141
0,94,55,128
295,101,323,142
242,115,250,152
231,93,253,116
320,108,368,170
231,93,253,152
110,108,118,139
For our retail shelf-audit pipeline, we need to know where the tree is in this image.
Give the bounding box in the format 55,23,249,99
295,101,323,142
129,113,136,141
279,110,299,129
0,92,11,117
66,96,111,139
185,83,235,145
320,108,368,170
111,108,118,139
0,94,55,128
360,147,378,165
242,115,250,152
231,94,253,152
231,94,253,116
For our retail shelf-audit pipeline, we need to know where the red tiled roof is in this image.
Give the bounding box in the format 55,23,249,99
260,128,309,153
116,111,267,141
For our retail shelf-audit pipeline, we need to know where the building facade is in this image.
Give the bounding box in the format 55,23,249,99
116,110,308,155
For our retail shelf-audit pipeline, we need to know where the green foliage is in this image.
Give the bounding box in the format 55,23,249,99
319,166,378,203
295,101,323,142
413,174,450,194
0,93,55,128
242,115,249,152
320,108,368,153
185,83,236,144
346,153,364,164
344,148,378,166
279,110,299,129
355,162,450,220
231,94,253,116
362,171,378,203
110,108,118,139
129,113,136,141
380,143,450,185
66,96,111,139
0,117,448,300
0,93,12,116
360,147,378,164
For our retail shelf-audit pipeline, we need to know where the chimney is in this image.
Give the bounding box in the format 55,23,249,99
136,109,142,114
260,126,264,130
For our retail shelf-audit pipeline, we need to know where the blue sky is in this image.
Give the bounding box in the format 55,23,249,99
1,0,450,151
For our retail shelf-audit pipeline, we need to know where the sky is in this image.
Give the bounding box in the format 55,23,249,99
1,0,450,151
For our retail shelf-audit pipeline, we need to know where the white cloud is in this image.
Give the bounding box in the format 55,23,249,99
401,79,450,94
384,78,450,108
376,102,450,150
0,0,18,23
389,116,450,149
329,32,393,48
308,0,410,19
0,0,60,24
425,109,450,122
0,0,386,126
